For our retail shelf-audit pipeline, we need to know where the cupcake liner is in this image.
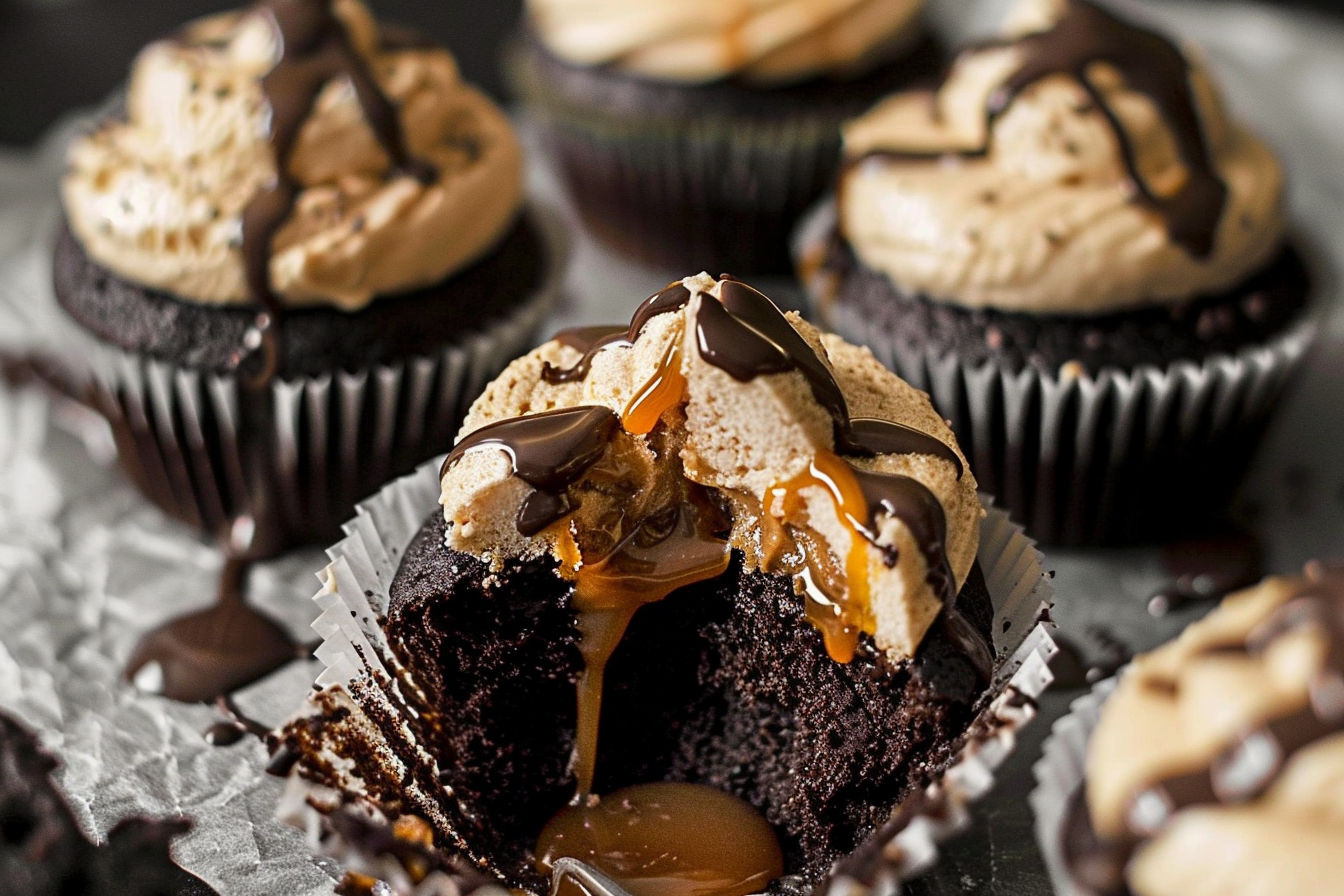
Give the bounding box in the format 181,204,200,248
1029,678,1120,896
44,254,559,559
795,202,1319,546
276,455,1057,895
508,35,925,277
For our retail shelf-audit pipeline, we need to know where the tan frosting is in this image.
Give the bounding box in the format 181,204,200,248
838,0,1285,315
61,0,523,310
1087,568,1344,896
440,273,981,661
526,0,925,85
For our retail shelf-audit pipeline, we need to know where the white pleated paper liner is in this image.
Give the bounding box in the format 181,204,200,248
1029,678,1120,896
275,454,1058,896
794,201,1319,547
41,236,560,557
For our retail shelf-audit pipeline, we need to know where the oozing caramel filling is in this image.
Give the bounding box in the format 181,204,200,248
762,451,879,663
623,343,686,436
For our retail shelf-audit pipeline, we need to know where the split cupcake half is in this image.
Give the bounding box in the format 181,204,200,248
796,0,1316,545
272,274,1055,896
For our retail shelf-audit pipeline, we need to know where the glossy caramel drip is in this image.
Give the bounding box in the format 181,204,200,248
763,452,875,663
623,343,686,436
537,783,783,896
846,0,1227,258
552,465,731,797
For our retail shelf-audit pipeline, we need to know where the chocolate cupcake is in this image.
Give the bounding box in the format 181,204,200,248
51,0,555,558
1032,561,1344,896
273,274,1057,895
796,0,1316,545
508,0,943,275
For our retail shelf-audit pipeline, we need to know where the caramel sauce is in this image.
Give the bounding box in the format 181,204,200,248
536,783,783,896
763,451,877,663
623,344,686,437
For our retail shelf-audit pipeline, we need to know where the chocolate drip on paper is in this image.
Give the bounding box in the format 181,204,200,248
440,406,621,536
124,555,303,704
542,283,692,384
849,0,1228,258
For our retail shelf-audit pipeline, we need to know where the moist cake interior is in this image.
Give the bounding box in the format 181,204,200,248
386,512,994,893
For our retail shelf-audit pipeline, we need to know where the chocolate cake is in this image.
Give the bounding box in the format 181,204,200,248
0,711,214,896
277,274,999,896
385,516,992,890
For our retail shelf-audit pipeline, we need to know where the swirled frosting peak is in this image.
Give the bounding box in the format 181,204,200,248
62,0,523,310
839,0,1286,314
526,0,926,85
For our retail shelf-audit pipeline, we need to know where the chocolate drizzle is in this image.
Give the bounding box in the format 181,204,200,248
851,0,1228,258
543,283,692,384
440,406,621,536
124,555,304,704
1067,563,1344,894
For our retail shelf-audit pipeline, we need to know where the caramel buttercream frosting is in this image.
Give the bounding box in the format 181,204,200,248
525,0,926,85
439,272,982,666
62,0,523,310
1080,562,1344,896
838,0,1285,315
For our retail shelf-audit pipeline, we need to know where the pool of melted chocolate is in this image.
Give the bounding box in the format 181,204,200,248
383,512,994,894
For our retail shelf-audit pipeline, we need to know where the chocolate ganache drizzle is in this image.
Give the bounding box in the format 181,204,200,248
126,1,428,719
1065,562,1344,896
850,0,1228,258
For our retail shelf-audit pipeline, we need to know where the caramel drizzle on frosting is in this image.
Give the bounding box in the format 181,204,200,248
848,0,1228,258
239,0,433,384
1120,563,1344,838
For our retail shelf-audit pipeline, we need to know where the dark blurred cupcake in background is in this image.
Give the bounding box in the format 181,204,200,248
796,0,1316,546
53,0,556,558
508,0,943,276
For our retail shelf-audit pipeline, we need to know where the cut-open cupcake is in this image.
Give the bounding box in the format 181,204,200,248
273,273,1054,896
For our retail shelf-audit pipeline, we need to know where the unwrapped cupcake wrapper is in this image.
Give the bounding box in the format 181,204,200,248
796,203,1319,546
276,455,1058,895
46,277,557,557
1029,678,1120,896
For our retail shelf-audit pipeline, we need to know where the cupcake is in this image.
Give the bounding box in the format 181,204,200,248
1033,561,1344,896
796,0,1316,545
508,0,943,275
273,273,1057,895
52,0,555,558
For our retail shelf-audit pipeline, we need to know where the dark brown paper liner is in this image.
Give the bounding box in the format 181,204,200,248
507,37,936,276
275,460,1057,895
795,203,1319,547
52,279,556,558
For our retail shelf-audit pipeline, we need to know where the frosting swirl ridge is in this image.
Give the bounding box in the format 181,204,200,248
62,0,524,310
839,0,1286,315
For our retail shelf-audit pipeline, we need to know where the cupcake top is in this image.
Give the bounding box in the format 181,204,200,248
524,0,926,85
1086,562,1344,895
62,0,523,311
838,0,1286,315
439,272,982,663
